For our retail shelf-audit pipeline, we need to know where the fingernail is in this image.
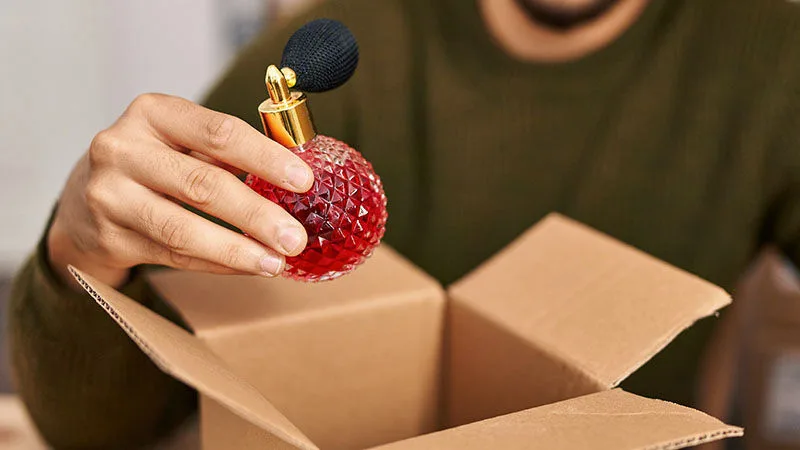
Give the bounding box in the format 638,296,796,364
286,164,312,190
278,226,306,255
259,253,284,276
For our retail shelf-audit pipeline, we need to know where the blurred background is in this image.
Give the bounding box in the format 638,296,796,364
0,0,322,391
0,1,320,447
0,0,322,274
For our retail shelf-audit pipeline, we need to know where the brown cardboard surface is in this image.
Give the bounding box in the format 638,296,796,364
448,213,731,388
68,267,318,450
370,389,743,450
69,214,742,450
735,249,800,450
202,397,297,450
745,330,800,450
748,249,800,327
147,246,441,336
446,298,605,426
149,246,446,450
197,292,444,450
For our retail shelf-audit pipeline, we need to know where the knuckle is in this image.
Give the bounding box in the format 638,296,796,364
159,216,191,252
136,202,156,229
129,93,162,114
142,239,166,263
204,114,235,151
183,165,223,206
89,130,122,167
84,176,112,215
218,243,243,268
242,202,270,230
168,250,192,268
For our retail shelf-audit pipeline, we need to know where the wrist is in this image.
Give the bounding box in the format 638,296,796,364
47,219,130,290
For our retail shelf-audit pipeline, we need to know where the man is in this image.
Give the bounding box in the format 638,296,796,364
8,0,800,447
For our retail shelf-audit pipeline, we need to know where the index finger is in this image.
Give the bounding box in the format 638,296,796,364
138,93,314,193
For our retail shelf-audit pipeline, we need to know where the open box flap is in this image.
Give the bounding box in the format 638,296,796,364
741,246,800,326
368,389,743,450
147,245,444,336
448,213,732,387
68,267,318,450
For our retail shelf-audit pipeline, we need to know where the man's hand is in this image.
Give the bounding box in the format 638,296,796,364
48,93,314,289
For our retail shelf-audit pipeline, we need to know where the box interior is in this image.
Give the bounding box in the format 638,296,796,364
149,247,447,449
70,213,743,450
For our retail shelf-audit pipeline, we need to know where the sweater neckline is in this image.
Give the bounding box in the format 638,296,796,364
431,0,673,96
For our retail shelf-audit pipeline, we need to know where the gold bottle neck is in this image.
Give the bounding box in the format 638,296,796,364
258,65,317,148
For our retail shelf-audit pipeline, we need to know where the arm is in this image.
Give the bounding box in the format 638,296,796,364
10,96,310,448
7,9,353,447
9,217,198,448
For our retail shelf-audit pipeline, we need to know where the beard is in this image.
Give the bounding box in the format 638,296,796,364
516,0,623,30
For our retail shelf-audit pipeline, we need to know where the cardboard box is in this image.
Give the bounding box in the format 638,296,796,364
69,214,743,449
733,249,800,449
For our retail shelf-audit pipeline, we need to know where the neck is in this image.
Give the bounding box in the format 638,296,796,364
479,0,649,62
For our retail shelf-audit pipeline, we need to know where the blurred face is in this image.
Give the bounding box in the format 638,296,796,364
517,0,622,29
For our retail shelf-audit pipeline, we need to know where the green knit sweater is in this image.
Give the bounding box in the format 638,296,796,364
9,0,800,447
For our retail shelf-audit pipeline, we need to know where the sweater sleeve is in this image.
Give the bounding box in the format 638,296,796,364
8,209,197,449
6,3,358,449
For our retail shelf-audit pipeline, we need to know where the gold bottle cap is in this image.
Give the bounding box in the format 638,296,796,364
258,65,317,148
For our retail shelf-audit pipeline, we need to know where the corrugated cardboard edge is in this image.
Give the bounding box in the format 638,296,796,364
609,295,728,388
639,429,745,450
68,266,318,450
731,247,800,449
448,290,727,392
368,390,743,450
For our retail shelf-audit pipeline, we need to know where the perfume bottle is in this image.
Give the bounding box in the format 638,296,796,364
246,19,388,282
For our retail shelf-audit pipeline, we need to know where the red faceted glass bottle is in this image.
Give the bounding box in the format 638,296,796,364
246,65,387,282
